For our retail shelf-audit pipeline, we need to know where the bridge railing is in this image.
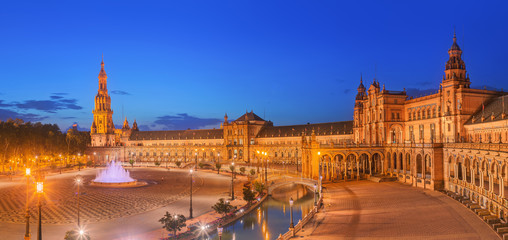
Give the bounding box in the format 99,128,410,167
276,192,323,240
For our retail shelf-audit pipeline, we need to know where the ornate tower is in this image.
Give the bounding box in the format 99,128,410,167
443,32,470,88
353,75,366,143
91,57,116,146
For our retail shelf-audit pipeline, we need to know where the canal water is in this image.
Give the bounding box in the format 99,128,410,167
203,184,314,240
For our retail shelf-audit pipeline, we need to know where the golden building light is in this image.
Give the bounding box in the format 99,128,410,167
36,182,43,193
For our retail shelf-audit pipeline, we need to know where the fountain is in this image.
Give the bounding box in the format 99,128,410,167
91,160,147,187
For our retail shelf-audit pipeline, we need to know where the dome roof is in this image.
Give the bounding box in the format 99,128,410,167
449,32,461,51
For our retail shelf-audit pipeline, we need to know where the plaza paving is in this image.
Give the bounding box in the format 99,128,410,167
0,167,233,239
296,181,499,240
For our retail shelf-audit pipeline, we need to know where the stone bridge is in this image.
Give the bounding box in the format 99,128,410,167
267,176,317,195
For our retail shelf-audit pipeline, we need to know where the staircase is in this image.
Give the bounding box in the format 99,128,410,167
368,175,397,183
441,190,505,239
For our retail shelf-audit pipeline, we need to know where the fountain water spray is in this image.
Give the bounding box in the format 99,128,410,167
94,160,135,183
91,160,146,187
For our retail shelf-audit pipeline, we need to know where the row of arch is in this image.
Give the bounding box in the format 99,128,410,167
386,151,432,179
314,152,384,181
447,152,508,220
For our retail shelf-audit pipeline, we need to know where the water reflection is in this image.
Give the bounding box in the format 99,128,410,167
204,184,314,240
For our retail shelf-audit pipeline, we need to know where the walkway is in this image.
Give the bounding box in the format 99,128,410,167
295,181,499,240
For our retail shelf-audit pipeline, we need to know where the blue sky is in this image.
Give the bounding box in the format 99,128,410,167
0,1,507,131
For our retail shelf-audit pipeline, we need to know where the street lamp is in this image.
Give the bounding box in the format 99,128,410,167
231,162,235,200
263,152,268,183
76,175,82,228
25,168,31,240
256,151,260,174
189,169,193,219
36,181,43,240
289,197,294,230
194,149,198,170
319,175,323,198
217,223,223,240
313,183,317,206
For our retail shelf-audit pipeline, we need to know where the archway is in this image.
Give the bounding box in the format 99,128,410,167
405,153,411,175
344,153,357,181
424,154,432,179
371,153,382,176
448,156,454,178
398,152,403,173
416,154,423,178
393,152,397,172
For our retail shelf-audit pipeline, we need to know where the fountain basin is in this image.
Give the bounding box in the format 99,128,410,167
90,180,148,188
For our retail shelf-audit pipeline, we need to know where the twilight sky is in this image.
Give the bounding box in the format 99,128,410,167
0,1,507,131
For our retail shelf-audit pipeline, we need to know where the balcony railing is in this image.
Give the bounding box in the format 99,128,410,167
444,143,508,153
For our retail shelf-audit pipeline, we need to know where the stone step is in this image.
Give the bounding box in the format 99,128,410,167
498,227,508,234
475,208,489,214
465,202,477,208
487,218,501,225
493,223,508,231
483,215,500,224
477,210,492,217
470,204,482,210
368,176,397,183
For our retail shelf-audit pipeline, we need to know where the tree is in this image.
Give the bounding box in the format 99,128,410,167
159,212,186,239
239,167,246,175
243,185,256,205
212,198,234,217
64,230,91,240
198,162,204,169
250,169,256,177
154,160,161,166
253,181,265,195
215,162,222,174
129,159,135,168
175,161,182,168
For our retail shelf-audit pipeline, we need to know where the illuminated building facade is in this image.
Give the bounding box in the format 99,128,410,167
88,33,507,218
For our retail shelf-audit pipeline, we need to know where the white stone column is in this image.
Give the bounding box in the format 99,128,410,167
479,171,484,188
488,173,492,192
356,161,360,181
470,168,474,185
462,166,467,184
344,161,347,182
500,177,504,198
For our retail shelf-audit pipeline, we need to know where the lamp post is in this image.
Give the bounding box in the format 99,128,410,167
264,152,268,183
189,169,193,219
194,149,198,170
25,168,31,240
313,183,317,206
289,197,294,229
231,162,235,200
256,151,260,174
36,181,43,240
76,175,82,228
319,175,323,199
217,223,223,240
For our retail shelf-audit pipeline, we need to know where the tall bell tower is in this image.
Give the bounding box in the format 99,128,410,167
442,31,470,88
91,56,116,146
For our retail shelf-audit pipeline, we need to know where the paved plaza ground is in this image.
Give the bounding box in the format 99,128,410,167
0,167,233,239
296,181,499,240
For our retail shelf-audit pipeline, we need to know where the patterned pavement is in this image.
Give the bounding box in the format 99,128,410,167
0,168,202,225
296,181,499,239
